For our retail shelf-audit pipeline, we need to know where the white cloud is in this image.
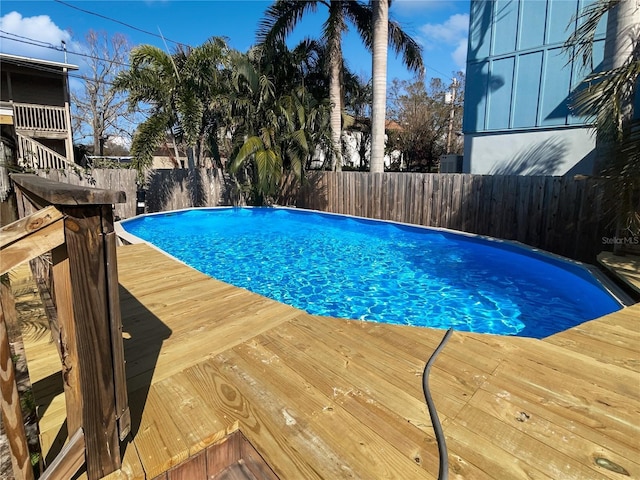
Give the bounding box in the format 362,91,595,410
421,13,469,44
420,13,469,70
0,12,79,62
452,38,468,69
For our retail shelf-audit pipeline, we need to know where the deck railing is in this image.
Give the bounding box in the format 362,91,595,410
13,103,68,133
0,174,128,480
16,133,75,170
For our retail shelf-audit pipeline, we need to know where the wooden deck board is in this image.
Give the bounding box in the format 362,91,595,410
598,251,640,294
14,243,639,480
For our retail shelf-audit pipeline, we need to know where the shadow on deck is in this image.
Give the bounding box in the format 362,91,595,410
21,243,640,480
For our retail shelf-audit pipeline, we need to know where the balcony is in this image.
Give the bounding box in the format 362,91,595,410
12,102,69,139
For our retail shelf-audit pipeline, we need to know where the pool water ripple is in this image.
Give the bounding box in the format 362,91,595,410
121,207,622,338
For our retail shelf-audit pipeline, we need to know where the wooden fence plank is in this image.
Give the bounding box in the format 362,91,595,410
29,170,620,263
295,172,616,262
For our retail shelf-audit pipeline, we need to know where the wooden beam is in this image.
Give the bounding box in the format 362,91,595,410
0,300,35,480
0,205,62,248
11,174,126,206
39,428,85,480
0,205,65,276
0,220,65,275
62,205,120,479
51,245,83,436
105,231,130,441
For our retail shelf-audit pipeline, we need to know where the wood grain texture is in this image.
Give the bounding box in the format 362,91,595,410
11,173,125,206
62,206,120,478
296,172,617,262
50,245,83,436
0,218,65,275
39,428,85,480
105,230,130,441
19,243,640,480
0,302,35,480
0,205,63,248
598,251,640,294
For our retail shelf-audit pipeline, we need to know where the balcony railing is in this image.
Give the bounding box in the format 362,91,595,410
13,102,68,133
17,132,76,170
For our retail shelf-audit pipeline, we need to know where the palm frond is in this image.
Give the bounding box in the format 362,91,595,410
257,1,318,47
388,20,425,74
572,60,640,143
563,0,620,68
230,135,264,173
344,0,374,49
130,111,172,175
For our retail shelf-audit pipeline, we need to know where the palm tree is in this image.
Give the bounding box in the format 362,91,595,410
370,0,389,173
258,0,423,172
113,37,231,176
228,44,332,203
564,0,639,242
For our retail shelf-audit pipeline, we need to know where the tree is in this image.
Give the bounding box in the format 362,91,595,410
564,0,639,240
370,0,389,173
71,30,135,155
257,0,423,171
387,74,464,172
113,38,231,175
228,43,331,203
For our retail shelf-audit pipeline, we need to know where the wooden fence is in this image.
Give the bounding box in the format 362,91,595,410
297,172,613,263
36,168,240,219
36,169,138,220
33,169,618,262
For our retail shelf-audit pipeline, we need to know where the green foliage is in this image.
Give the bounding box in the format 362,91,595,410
113,38,231,178
228,44,332,204
20,388,35,414
387,74,465,171
257,0,423,171
564,0,639,238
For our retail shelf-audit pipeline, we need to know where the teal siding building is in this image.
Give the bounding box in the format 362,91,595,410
463,0,607,175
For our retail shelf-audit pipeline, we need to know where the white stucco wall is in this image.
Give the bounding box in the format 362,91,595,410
463,127,596,175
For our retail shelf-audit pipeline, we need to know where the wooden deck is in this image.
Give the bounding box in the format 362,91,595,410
598,251,640,296
17,243,640,479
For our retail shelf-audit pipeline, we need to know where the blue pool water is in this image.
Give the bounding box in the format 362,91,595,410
120,207,622,338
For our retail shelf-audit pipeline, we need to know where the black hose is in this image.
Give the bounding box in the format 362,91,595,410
422,327,453,480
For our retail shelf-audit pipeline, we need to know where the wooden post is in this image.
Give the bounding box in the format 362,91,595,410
0,302,35,480
105,229,131,440
10,174,127,479
51,245,83,435
60,205,120,478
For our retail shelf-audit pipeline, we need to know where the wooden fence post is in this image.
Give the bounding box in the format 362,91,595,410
60,205,120,478
10,174,128,480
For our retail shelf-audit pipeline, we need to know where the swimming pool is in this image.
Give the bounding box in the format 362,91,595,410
119,207,624,338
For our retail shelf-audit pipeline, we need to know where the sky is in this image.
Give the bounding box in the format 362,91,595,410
0,0,470,85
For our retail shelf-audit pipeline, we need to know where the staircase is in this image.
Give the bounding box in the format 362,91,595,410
16,133,76,170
